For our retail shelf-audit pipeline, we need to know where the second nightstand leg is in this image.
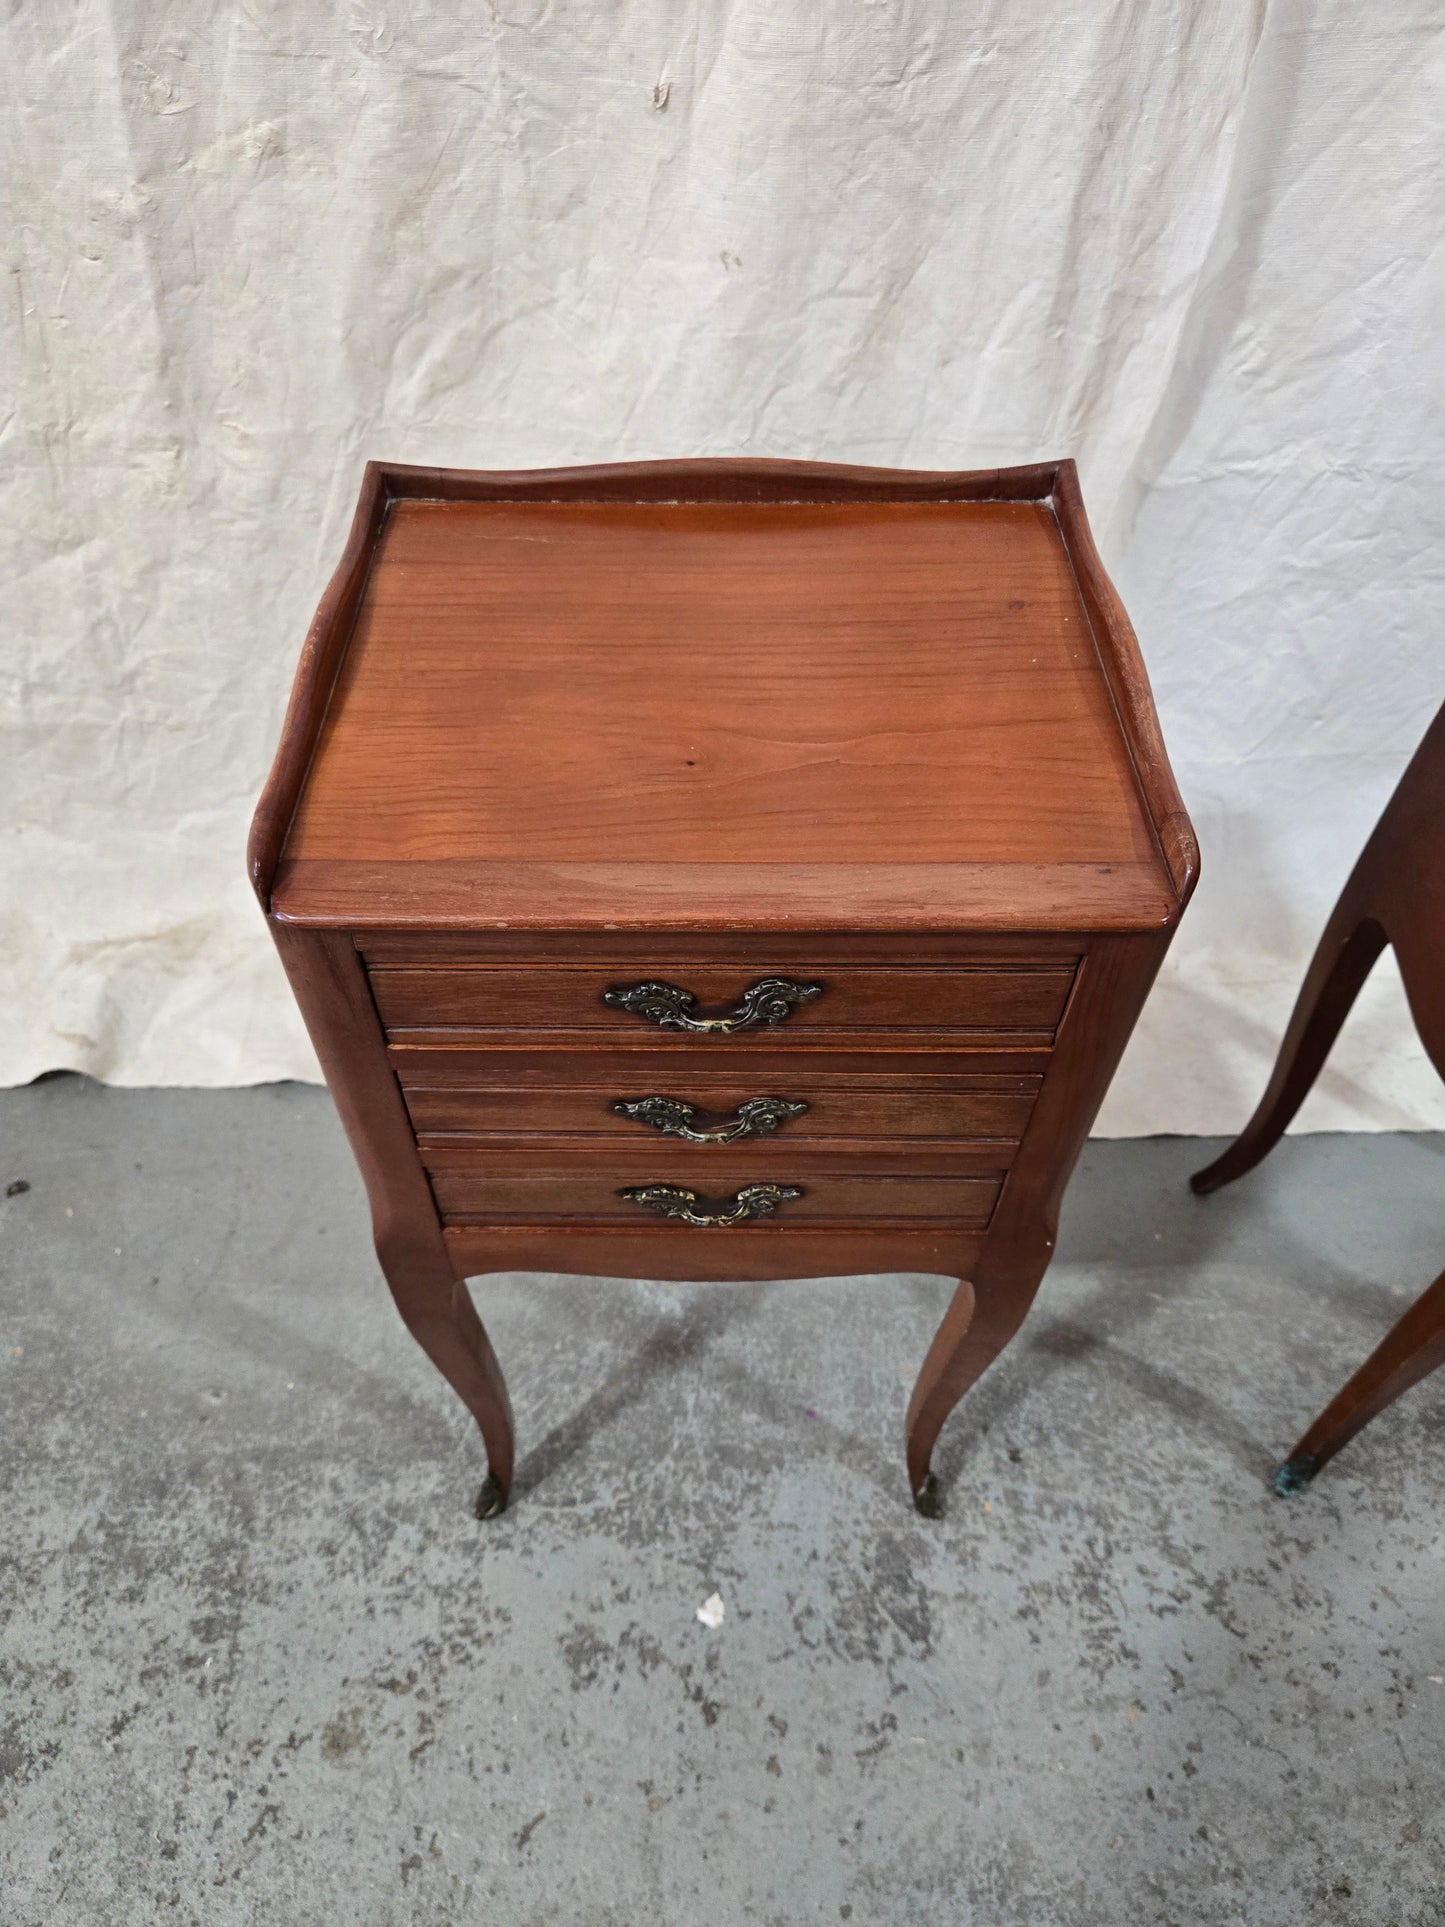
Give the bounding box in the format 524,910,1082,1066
905,1243,1052,1516
379,1253,516,1517
1273,1262,1445,1495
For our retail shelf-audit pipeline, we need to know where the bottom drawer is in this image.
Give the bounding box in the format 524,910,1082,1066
428,1163,1000,1227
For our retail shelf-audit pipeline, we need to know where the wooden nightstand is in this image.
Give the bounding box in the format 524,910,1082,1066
249,458,1197,1518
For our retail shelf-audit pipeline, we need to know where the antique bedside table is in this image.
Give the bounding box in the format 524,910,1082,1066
249,458,1197,1519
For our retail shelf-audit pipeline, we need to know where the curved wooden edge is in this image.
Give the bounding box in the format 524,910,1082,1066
1281,1262,1445,1484
373,455,1065,506
249,454,1187,920
247,461,390,907
902,928,1178,1498
268,923,452,1272
444,1223,984,1285
268,922,515,1494
1050,460,1200,911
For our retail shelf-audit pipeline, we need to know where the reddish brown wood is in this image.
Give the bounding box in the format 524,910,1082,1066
419,1138,1014,1182
366,963,1076,1034
287,499,1146,873
401,1079,1040,1141
1052,461,1197,901
1277,1268,1445,1488
251,457,1196,1515
247,467,388,905
905,931,1175,1507
425,1159,1003,1225
273,478,1177,935
358,930,1084,966
387,1044,1057,1090
1192,699,1445,1490
376,453,1063,507
274,856,1178,932
442,1223,989,1285
384,1030,1062,1064
267,925,515,1513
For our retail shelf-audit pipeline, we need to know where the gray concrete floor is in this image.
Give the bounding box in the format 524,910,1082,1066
1,1078,1443,1926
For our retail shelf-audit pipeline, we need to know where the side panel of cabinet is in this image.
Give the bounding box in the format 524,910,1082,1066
267,922,452,1280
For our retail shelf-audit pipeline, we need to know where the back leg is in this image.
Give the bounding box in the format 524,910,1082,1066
1190,909,1386,1196
1275,1263,1445,1493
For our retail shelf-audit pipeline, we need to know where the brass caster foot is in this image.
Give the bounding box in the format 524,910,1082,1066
474,1473,509,1520
1272,1454,1319,1498
913,1472,943,1519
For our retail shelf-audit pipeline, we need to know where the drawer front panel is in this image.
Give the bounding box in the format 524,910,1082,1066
425,1159,1001,1226
403,1081,1040,1143
443,1224,989,1285
369,964,1076,1036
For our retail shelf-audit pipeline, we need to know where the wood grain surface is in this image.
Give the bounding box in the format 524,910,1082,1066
276,857,1178,931
401,1079,1039,1141
1192,697,1444,1489
417,1137,1014,1181
441,1223,989,1286
366,963,1076,1034
273,485,1182,932
427,1164,1002,1226
249,457,1199,1515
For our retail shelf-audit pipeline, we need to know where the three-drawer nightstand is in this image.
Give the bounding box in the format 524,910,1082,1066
249,458,1197,1518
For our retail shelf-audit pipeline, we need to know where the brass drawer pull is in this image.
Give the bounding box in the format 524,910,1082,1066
613,1095,808,1144
602,976,822,1033
618,1182,802,1227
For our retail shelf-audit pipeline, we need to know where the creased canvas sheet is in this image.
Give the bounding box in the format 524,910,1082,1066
2,1,1441,1132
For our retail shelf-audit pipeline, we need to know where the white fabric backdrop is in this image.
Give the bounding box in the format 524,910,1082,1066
3,1,1441,1133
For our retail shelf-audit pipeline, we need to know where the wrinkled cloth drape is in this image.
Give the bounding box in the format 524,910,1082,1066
3,1,1441,1131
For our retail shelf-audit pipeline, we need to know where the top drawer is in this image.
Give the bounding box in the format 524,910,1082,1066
367,963,1077,1036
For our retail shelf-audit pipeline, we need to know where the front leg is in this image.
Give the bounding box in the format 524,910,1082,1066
904,932,1181,1514
267,926,517,1519
905,1235,1053,1515
379,1247,516,1518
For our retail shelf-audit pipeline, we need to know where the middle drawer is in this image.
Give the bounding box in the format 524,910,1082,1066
402,1075,1041,1143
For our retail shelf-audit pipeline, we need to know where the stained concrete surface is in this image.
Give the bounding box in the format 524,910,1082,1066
1,1076,1443,1926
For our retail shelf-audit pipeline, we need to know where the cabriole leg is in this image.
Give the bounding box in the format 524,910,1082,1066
1275,1263,1445,1495
1190,910,1386,1196
378,1251,516,1517
905,1241,1053,1516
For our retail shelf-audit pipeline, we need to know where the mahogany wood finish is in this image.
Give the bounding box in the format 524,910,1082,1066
441,1224,990,1288
385,1031,1063,1065
418,1139,1018,1183
251,457,1196,1516
1192,698,1445,1492
424,1159,1004,1225
360,931,1084,964
401,1078,1041,1142
367,964,1078,1034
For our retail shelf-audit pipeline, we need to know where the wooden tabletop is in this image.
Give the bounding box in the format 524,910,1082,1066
268,467,1188,931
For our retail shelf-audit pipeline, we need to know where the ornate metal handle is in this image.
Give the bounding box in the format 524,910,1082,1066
602,977,823,1033
618,1182,802,1227
613,1095,808,1144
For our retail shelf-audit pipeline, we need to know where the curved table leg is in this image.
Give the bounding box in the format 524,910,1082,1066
1275,1263,1445,1494
905,1240,1053,1516
379,1250,516,1517
1190,907,1386,1196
